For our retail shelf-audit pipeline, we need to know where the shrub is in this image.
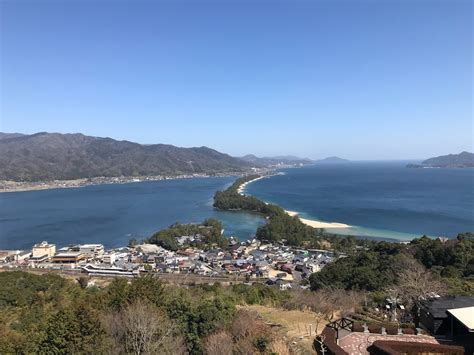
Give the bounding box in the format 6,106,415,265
77,277,89,289
352,322,364,332
254,335,268,353
267,339,291,355
368,324,382,334
385,326,398,335
204,330,233,355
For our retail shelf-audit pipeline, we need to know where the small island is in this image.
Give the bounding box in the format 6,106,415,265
313,156,350,164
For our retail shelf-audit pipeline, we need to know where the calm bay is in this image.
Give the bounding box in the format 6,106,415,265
1,161,473,250
0,177,265,250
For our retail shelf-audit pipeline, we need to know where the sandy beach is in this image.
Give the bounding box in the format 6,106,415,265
286,210,351,229
237,175,351,229
237,176,266,195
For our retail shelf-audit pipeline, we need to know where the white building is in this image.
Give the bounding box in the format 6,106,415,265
79,244,104,256
102,252,116,265
32,241,56,258
15,250,32,262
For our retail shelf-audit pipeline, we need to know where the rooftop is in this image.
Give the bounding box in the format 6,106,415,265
339,332,439,355
33,241,55,248
370,340,464,355
447,306,474,331
53,251,83,257
423,296,474,318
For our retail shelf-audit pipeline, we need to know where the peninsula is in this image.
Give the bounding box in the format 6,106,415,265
407,151,474,168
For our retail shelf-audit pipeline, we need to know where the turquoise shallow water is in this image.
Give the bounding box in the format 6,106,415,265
0,177,265,250
244,162,474,240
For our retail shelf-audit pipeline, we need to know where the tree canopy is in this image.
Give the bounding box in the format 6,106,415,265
309,233,474,297
0,272,301,354
145,218,227,250
213,175,324,246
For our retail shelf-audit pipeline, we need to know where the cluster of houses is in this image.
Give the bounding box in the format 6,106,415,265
0,239,342,288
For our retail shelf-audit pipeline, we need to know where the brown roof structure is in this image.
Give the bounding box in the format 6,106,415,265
368,340,464,355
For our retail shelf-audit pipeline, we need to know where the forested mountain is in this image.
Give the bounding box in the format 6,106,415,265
0,133,25,140
421,151,474,168
0,132,253,181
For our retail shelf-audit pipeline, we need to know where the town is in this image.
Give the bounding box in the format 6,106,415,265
0,170,269,193
0,237,341,289
2,237,473,354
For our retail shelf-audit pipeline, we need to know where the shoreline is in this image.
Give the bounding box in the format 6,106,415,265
285,210,351,229
0,172,252,194
236,172,284,195
234,173,418,240
237,176,267,195
236,173,351,230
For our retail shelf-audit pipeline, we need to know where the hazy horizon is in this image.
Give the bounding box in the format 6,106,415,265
1,0,472,160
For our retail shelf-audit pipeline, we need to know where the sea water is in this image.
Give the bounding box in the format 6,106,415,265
244,161,474,240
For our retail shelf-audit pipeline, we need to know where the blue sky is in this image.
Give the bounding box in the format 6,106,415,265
1,0,472,159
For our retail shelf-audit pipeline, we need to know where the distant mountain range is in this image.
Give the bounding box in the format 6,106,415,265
0,133,25,140
0,132,254,181
240,154,313,167
407,152,474,168
313,156,350,164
